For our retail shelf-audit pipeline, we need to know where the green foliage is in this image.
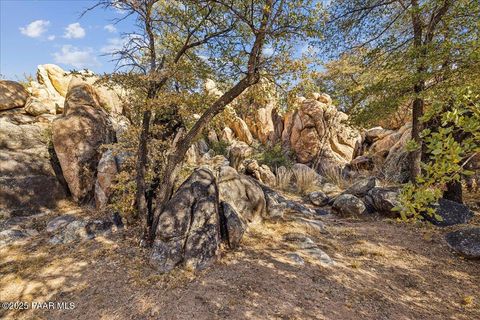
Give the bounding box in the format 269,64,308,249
394,89,480,221
256,143,293,170
210,140,230,157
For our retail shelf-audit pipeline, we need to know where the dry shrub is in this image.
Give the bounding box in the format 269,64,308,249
292,165,318,195
276,166,293,191
318,166,352,190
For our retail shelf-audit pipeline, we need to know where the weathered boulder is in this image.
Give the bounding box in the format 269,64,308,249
219,201,246,249
260,184,319,219
245,102,275,144
312,92,332,105
46,215,76,233
282,98,361,169
229,141,253,170
0,80,29,111
151,168,220,273
26,80,64,114
37,64,72,97
220,127,235,144
332,194,366,216
344,177,379,197
244,159,276,187
0,116,66,216
24,97,56,116
425,198,473,227
366,187,400,216
95,150,119,209
52,78,115,204
380,124,411,182
445,228,480,259
308,191,329,207
229,116,254,145
217,166,266,223
283,232,334,266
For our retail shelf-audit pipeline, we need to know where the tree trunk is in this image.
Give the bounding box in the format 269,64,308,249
409,94,424,181
135,110,151,228
149,75,258,243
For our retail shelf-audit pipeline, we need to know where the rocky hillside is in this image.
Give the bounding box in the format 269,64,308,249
0,64,478,270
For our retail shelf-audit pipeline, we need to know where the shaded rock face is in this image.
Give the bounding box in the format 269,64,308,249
219,201,246,249
217,166,267,223
332,194,366,216
0,114,66,216
229,141,253,171
0,80,29,111
282,98,361,170
151,168,221,273
308,191,329,207
445,228,480,259
366,187,400,216
244,159,276,187
52,79,115,204
425,198,473,227
344,177,379,197
353,124,412,183
95,150,119,209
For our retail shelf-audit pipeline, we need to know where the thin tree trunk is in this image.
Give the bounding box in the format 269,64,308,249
135,109,151,227
410,94,424,180
149,75,259,243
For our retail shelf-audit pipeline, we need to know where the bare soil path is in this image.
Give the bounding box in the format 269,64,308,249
1,205,479,320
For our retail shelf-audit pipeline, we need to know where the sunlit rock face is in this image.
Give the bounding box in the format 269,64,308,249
282,96,361,170
0,80,28,111
52,77,116,204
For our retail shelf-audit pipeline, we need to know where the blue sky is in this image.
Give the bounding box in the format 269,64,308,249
0,0,134,80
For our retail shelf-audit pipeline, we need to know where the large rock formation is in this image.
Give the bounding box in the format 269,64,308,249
282,96,361,170
245,102,275,144
217,166,267,223
0,111,66,216
37,64,72,97
351,123,412,183
0,80,29,111
151,168,221,273
52,78,115,204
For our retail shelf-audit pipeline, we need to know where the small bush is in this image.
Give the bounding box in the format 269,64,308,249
210,140,230,157
257,143,292,170
319,165,352,190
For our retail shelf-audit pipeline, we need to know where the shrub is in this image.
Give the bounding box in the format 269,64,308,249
210,140,230,157
257,143,292,170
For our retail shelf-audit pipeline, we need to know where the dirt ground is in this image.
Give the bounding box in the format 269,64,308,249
1,201,479,320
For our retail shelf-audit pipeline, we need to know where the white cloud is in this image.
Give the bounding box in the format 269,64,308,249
104,24,117,33
63,23,86,39
47,35,56,41
100,38,125,54
53,45,100,69
20,20,50,38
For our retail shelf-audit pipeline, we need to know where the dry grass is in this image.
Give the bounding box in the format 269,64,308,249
275,166,293,191
292,166,318,195
318,166,353,190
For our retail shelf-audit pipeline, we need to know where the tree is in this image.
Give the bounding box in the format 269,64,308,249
90,0,324,243
321,0,479,181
